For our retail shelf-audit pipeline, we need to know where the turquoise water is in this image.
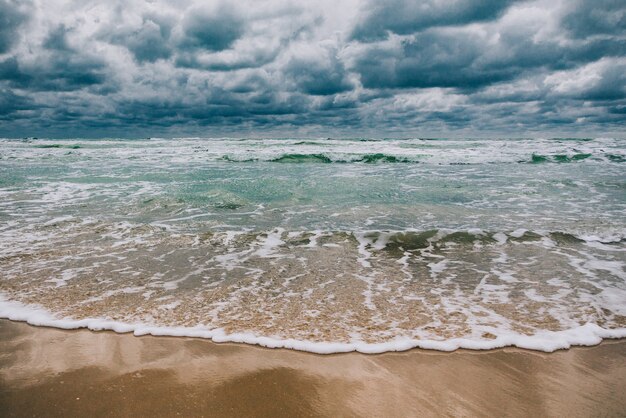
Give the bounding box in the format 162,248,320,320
0,137,625,352
2,137,624,232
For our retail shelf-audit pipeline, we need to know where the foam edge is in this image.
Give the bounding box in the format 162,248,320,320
1,295,625,355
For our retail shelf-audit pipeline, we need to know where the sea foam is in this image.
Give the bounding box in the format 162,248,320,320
1,295,625,354
1,137,625,355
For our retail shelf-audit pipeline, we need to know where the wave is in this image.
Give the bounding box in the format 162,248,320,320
33,144,82,149
268,153,413,163
8,138,623,166
219,152,623,164
607,154,626,163
530,153,592,163
1,225,624,355
548,137,594,141
358,153,412,163
270,153,334,163
1,296,624,354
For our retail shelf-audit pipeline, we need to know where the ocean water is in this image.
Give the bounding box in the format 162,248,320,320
0,137,625,353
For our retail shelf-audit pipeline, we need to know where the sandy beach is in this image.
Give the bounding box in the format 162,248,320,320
2,0,625,415
0,319,624,417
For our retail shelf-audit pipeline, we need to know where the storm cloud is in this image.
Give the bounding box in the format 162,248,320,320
0,0,624,137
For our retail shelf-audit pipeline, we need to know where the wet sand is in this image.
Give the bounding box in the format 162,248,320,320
0,319,624,417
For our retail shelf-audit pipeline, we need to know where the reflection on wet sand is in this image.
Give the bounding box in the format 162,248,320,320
1,320,624,417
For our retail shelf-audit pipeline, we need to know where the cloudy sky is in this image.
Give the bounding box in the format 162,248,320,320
0,0,624,138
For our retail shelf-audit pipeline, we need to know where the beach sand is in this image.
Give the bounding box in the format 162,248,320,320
0,319,624,417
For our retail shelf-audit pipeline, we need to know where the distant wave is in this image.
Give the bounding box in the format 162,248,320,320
218,152,625,164
33,144,82,149
270,153,334,163
529,153,591,163
268,153,413,163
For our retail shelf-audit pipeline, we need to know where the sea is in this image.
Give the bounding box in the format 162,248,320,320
0,137,625,353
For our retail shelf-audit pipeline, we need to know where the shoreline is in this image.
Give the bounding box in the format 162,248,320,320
2,297,626,355
1,319,625,417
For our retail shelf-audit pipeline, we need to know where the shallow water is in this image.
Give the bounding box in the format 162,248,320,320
0,137,625,352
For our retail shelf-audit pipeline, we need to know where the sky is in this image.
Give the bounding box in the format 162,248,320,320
0,0,624,138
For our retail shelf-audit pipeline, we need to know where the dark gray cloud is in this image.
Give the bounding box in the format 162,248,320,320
562,0,626,38
354,33,515,90
179,6,244,52
353,26,626,90
0,58,30,86
0,0,29,53
1,25,109,92
0,88,34,118
285,46,353,95
351,0,519,41
0,0,624,138
42,24,71,51
173,5,314,72
115,17,173,63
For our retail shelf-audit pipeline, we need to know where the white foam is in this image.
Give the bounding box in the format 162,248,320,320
1,295,624,355
428,259,448,275
353,232,373,268
493,232,508,244
159,301,182,311
510,229,528,238
578,230,626,244
43,215,75,226
255,228,286,258
596,288,626,316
